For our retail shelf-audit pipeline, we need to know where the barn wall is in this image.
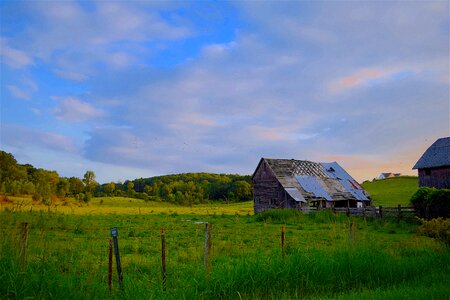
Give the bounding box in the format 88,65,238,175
253,160,286,213
418,167,450,189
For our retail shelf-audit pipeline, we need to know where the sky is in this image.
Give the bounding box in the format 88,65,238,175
1,1,449,184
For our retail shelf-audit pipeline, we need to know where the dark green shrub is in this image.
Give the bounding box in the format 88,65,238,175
416,218,450,247
411,187,450,219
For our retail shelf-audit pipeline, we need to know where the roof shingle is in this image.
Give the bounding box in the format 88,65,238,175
413,137,450,169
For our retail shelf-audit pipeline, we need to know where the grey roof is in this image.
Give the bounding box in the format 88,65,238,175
255,158,370,202
413,137,450,169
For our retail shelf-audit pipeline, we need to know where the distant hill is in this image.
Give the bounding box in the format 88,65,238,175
361,176,418,206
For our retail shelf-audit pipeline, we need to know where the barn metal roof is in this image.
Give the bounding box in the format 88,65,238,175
284,187,306,202
321,162,370,201
413,137,450,169
296,175,332,200
257,158,370,202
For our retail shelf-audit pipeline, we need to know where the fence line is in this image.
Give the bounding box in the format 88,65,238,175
301,206,415,219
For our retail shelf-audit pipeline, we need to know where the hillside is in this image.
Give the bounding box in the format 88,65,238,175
361,176,418,206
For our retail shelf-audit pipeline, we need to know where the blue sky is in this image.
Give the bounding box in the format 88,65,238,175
1,1,449,183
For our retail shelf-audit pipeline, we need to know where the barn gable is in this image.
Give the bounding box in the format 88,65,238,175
413,137,450,189
413,137,450,169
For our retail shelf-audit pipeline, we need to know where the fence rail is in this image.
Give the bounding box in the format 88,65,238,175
300,206,416,219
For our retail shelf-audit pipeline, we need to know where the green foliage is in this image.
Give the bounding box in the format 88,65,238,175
104,182,116,195
411,187,450,219
83,171,97,193
68,177,84,195
98,173,253,205
361,176,418,206
416,218,450,247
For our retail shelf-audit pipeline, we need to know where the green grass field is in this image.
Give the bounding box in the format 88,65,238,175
1,196,449,299
1,195,254,215
361,176,418,207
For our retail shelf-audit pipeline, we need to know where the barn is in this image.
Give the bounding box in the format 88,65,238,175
413,137,450,189
252,158,371,213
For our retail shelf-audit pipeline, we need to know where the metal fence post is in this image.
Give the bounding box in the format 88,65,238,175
110,227,123,289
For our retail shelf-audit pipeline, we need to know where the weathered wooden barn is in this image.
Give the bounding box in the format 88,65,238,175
413,137,450,189
252,158,371,213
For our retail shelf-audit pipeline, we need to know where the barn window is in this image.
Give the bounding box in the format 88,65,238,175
425,169,431,176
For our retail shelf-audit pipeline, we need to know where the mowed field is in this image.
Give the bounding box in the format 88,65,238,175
1,193,449,299
361,176,419,207
1,195,254,215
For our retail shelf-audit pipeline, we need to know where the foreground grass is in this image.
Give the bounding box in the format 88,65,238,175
1,207,448,299
361,176,418,207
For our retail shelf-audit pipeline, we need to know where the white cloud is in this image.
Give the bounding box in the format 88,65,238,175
0,39,34,69
1,1,448,181
53,97,104,122
1,124,78,153
54,69,88,81
7,85,31,100
17,2,193,71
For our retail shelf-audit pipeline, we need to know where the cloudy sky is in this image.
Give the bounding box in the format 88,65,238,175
1,1,449,183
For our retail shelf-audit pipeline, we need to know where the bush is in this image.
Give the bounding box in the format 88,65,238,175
416,218,450,247
411,187,450,219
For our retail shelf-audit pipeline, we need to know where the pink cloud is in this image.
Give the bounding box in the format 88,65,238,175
329,67,412,93
180,113,218,127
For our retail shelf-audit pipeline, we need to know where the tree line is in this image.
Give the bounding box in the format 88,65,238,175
96,173,253,204
0,150,253,205
0,151,98,204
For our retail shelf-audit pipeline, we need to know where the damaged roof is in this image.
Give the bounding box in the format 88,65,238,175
256,158,370,202
413,137,450,169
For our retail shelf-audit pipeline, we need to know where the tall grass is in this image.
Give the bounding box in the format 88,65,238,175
0,209,448,299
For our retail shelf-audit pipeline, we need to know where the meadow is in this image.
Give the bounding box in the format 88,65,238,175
1,196,449,299
361,176,418,207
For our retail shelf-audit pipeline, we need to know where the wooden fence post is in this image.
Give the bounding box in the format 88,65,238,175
161,228,167,291
204,223,212,275
349,222,355,246
20,222,29,270
346,201,350,217
397,205,402,222
379,206,383,219
110,228,123,289
108,239,113,291
281,225,286,257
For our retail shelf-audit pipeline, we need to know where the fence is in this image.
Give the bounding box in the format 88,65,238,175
0,205,419,295
301,205,416,220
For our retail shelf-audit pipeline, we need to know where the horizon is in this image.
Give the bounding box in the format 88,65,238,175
1,2,449,183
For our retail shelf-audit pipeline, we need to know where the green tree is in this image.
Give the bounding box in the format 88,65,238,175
56,178,70,197
68,177,84,195
0,151,27,183
104,182,116,195
126,181,134,194
232,180,252,202
83,171,98,193
21,180,35,195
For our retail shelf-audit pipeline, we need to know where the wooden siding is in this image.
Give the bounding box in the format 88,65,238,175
418,166,450,189
253,160,299,213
